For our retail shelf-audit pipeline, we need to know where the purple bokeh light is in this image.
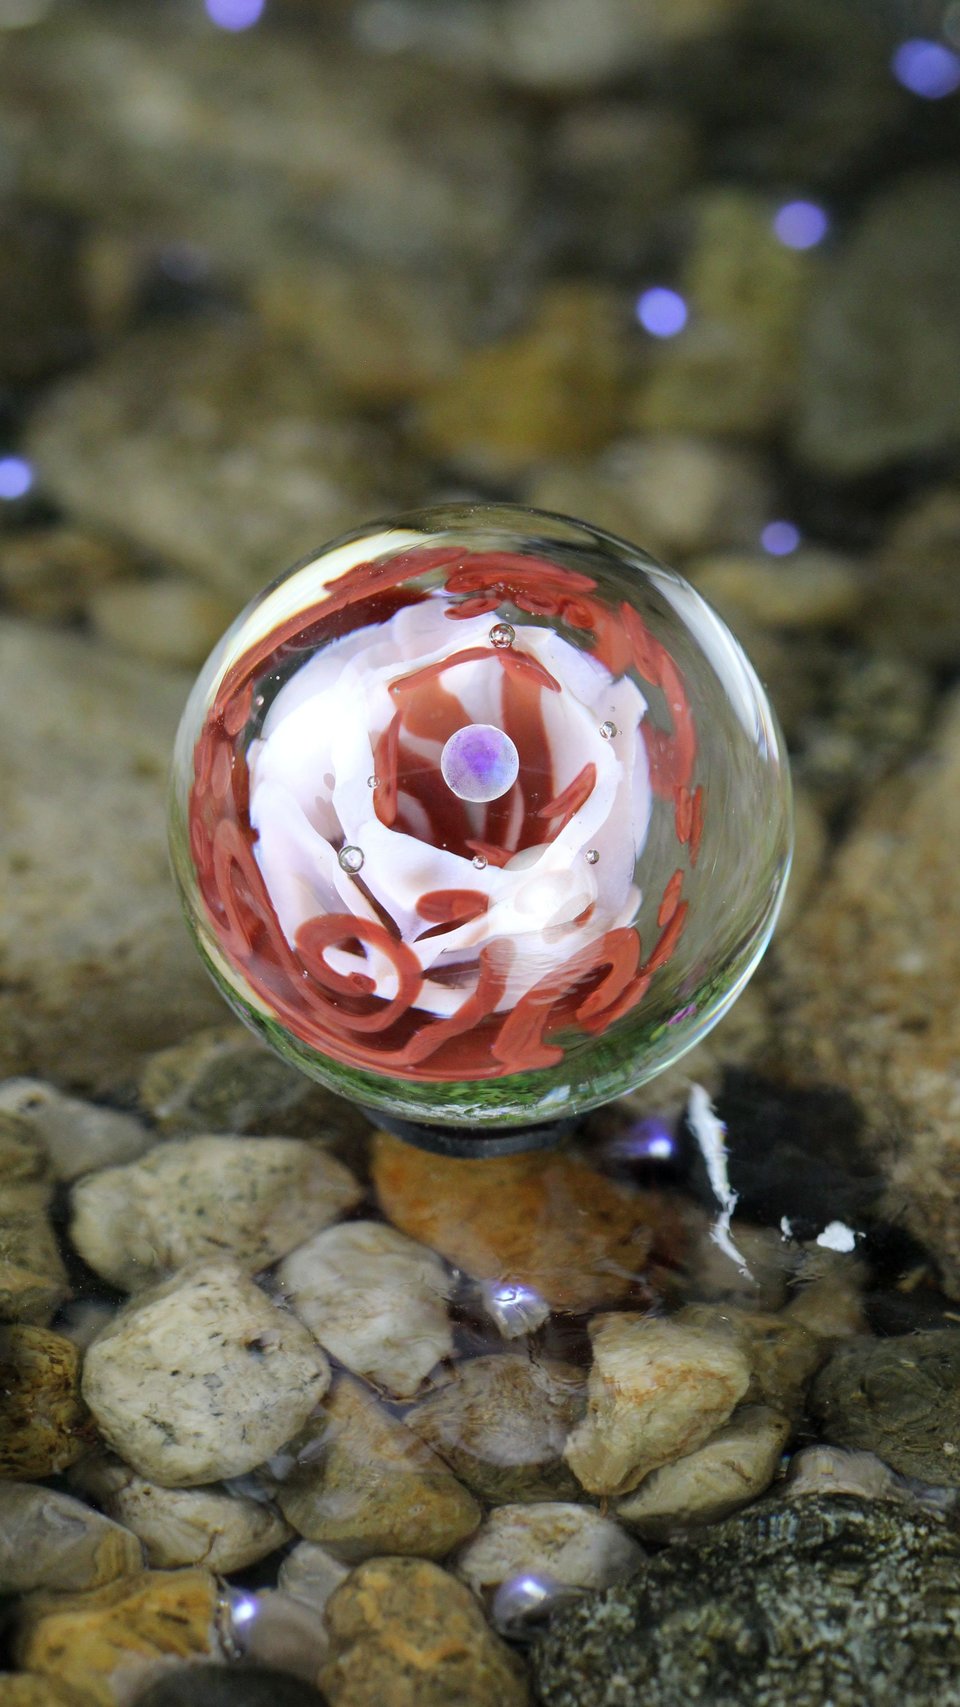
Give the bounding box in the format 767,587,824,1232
605,1117,678,1168
892,37,960,98
772,199,829,250
636,287,688,338
0,455,33,500
205,0,265,31
761,520,801,557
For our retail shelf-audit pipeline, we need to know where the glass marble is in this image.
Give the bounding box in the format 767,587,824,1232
169,504,792,1131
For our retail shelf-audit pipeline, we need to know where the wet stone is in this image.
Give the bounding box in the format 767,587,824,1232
677,1304,824,1421
15,1569,224,1707
785,1444,958,1519
0,528,131,623
229,1590,329,1684
70,1135,362,1292
810,1330,960,1488
615,1404,790,1539
81,1260,331,1487
533,1497,960,1707
0,1482,143,1594
405,1353,586,1504
372,1132,674,1312
0,1080,153,1183
687,548,862,633
0,1679,86,1705
88,580,240,672
274,1373,481,1562
455,1502,642,1600
278,1541,350,1616
278,1220,452,1399
320,1556,529,1707
864,485,960,669
69,1454,292,1573
0,1181,70,1327
564,1312,751,1496
134,1669,327,1707
137,1027,362,1145
0,1325,93,1479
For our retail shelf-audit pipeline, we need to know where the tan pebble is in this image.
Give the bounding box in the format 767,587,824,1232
0,1325,93,1478
0,1079,153,1183
564,1312,751,1496
69,1453,291,1572
455,1501,641,1597
688,547,862,632
0,1482,143,1594
616,1404,790,1538
88,580,240,671
0,1181,70,1326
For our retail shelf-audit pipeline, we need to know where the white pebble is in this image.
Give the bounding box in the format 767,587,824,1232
456,1501,641,1599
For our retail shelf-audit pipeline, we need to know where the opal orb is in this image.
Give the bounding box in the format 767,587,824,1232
169,504,792,1130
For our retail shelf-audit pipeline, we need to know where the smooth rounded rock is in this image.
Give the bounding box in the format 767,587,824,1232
135,1669,327,1707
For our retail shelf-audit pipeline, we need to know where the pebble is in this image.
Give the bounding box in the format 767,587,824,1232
795,171,960,474
0,1483,143,1594
0,623,223,1089
137,1027,363,1145
274,1373,481,1561
777,690,960,1295
600,435,772,559
629,188,814,438
687,548,862,632
412,285,624,479
809,1330,960,1488
405,1353,585,1503
228,1590,328,1683
534,1497,960,1707
81,1260,331,1486
0,1678,84,1705
615,1405,790,1539
0,1325,93,1478
27,320,398,601
15,1569,225,1706
0,1181,69,1326
677,1305,824,1420
87,580,240,672
278,1541,350,1615
547,105,697,273
563,1312,751,1496
0,1109,47,1185
865,485,960,668
278,1220,451,1399
71,1135,362,1292
69,1455,292,1573
372,1132,675,1312
320,1556,529,1707
0,1079,153,1182
0,527,130,623
455,1502,641,1600
133,1668,327,1707
786,1444,958,1518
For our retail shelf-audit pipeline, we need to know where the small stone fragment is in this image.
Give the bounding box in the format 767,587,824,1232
786,1444,958,1518
564,1312,751,1496
70,1454,291,1572
533,1497,960,1707
0,1181,70,1326
412,284,624,478
278,1541,350,1615
71,1136,362,1292
0,1325,93,1478
406,1353,586,1503
278,1220,451,1398
229,1590,329,1683
15,1569,224,1707
372,1132,675,1311
320,1556,529,1707
615,1405,790,1539
274,1374,481,1561
0,1079,153,1182
809,1330,960,1487
456,1502,641,1599
0,1482,143,1593
81,1261,330,1487
134,1667,327,1706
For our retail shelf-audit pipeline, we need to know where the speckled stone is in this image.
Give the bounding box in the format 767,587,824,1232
809,1331,960,1488
320,1556,529,1707
564,1313,752,1496
134,1669,326,1706
274,1374,481,1562
372,1133,677,1312
786,1444,958,1518
615,1405,790,1538
134,1668,327,1706
534,1497,960,1707
405,1353,585,1503
456,1502,641,1599
0,1482,143,1593
0,1181,70,1326
71,1135,362,1291
70,1454,291,1572
277,1220,452,1399
81,1261,330,1486
677,1304,825,1420
0,1325,93,1478
15,1570,224,1707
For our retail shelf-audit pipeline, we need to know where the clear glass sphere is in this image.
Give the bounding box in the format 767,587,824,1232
169,504,792,1129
